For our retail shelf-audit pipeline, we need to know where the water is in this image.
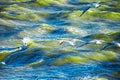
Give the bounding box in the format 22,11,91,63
0,0,120,80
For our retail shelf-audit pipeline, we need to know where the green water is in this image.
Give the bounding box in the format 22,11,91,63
0,0,120,80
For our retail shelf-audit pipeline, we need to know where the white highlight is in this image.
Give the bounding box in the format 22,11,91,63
111,41,120,47
22,37,32,46
0,62,6,65
59,38,85,46
90,39,105,44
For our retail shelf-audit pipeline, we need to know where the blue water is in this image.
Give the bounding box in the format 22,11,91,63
0,0,120,80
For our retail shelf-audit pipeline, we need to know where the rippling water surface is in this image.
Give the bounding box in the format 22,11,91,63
0,0,120,80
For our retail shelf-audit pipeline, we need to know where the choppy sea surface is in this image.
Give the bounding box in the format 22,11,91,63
0,0,120,80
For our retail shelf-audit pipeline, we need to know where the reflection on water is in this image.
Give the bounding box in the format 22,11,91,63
0,0,120,80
